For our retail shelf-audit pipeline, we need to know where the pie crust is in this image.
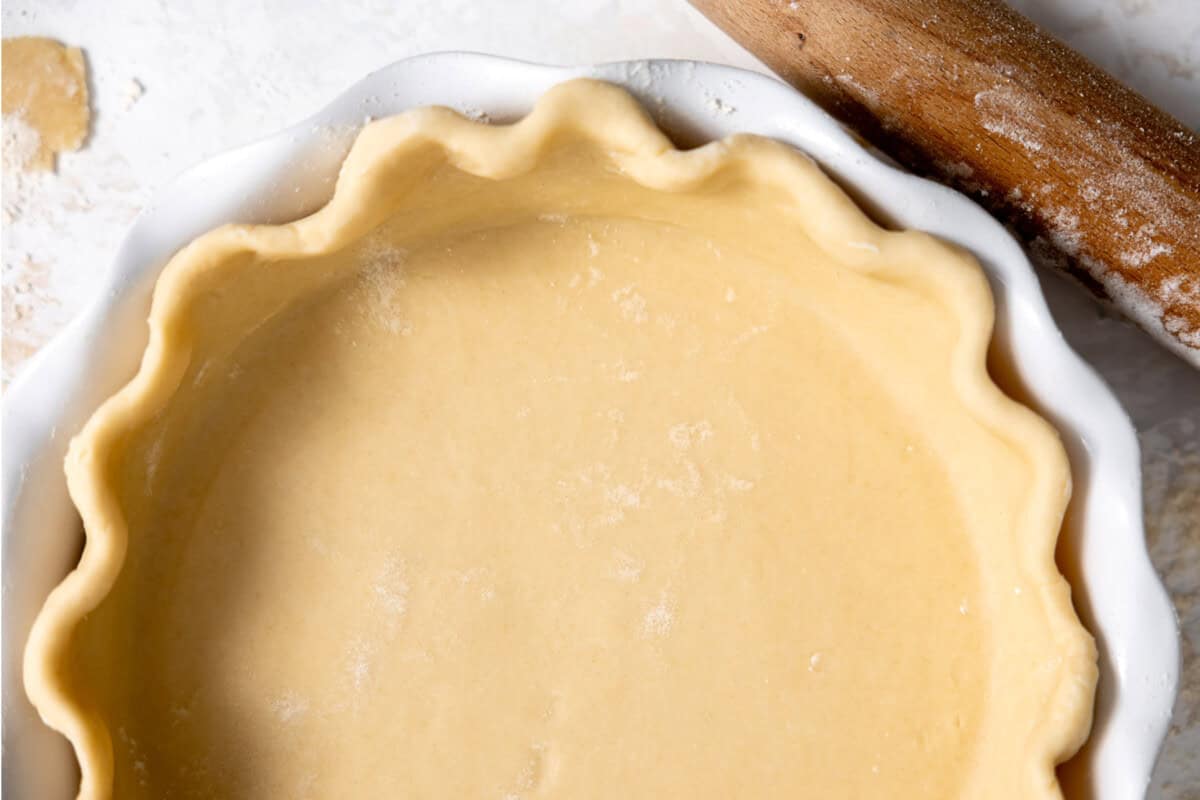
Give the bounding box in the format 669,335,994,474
24,79,1096,799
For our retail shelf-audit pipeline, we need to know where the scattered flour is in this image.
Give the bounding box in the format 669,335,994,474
668,421,713,450
935,160,974,180
357,236,412,336
657,459,702,498
1117,222,1174,268
834,73,881,109
1156,275,1200,308
372,557,409,619
3,113,41,174
973,87,1045,153
345,637,375,693
962,63,1196,356
457,567,496,603
730,324,770,348
2,114,44,224
726,475,755,492
611,551,644,583
613,359,640,383
642,595,674,637
611,284,648,323
503,743,548,799
121,78,145,111
1045,207,1085,257
338,556,411,700
556,463,648,531
705,95,736,116
587,265,604,288
116,727,150,787
458,106,491,123
605,483,641,510
271,692,310,723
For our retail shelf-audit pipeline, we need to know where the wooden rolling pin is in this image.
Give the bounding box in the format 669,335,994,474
689,0,1200,366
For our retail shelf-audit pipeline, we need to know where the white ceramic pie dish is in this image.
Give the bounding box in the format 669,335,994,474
1,53,1178,799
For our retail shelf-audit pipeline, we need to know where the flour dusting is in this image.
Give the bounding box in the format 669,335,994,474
668,421,713,450
458,106,491,123
3,114,41,175
357,235,412,335
271,692,310,723
835,73,881,109
656,459,702,499
726,475,755,492
116,727,150,787
642,596,674,637
345,637,375,693
605,484,641,510
372,557,410,619
611,551,644,583
704,94,736,116
612,284,648,323
612,359,641,383
121,78,145,111
2,114,47,227
730,324,770,348
974,87,1045,153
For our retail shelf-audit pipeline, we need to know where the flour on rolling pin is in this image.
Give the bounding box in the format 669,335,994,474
690,0,1200,365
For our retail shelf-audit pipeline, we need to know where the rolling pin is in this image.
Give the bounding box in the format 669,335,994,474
689,0,1200,366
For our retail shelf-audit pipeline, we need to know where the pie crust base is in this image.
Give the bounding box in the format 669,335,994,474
25,79,1096,799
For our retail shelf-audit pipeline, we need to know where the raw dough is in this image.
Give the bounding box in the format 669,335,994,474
24,80,1096,799
1,37,89,171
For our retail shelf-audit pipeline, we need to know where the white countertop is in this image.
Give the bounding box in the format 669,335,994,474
3,1,1198,796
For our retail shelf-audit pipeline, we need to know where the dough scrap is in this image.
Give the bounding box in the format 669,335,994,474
2,37,89,171
23,79,1097,800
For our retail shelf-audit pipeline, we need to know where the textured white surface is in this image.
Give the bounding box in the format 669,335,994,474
2,1,1198,797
